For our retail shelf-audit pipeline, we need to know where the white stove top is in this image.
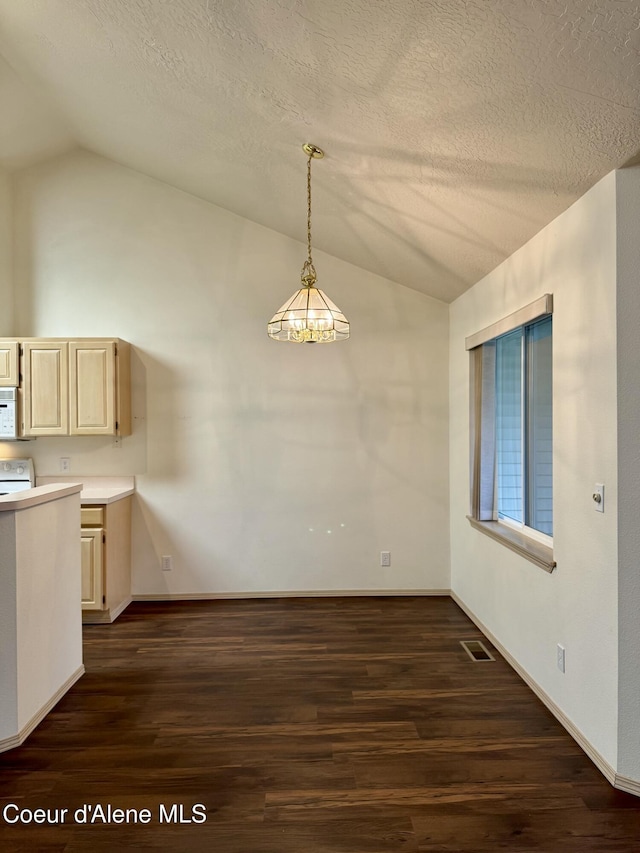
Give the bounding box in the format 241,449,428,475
0,458,35,494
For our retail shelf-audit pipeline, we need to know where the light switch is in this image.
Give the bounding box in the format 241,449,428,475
593,483,604,513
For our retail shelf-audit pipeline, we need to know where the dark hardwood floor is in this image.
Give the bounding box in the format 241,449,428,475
1,596,639,852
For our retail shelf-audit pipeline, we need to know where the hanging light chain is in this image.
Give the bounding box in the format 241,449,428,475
300,144,322,287
306,152,313,266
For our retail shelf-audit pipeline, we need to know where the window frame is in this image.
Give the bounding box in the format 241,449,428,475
466,295,556,573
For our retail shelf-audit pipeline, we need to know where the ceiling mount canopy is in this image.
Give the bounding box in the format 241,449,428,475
268,143,350,344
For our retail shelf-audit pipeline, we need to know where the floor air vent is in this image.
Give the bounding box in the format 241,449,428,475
460,639,495,662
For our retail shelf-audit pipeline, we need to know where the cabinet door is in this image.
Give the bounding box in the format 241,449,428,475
0,340,19,386
21,342,69,435
81,527,104,610
69,340,116,435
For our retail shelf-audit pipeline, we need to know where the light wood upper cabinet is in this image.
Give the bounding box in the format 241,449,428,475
0,340,19,386
21,341,69,435
69,340,116,435
18,338,130,437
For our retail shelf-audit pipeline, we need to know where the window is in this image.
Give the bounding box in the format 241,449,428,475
466,295,555,572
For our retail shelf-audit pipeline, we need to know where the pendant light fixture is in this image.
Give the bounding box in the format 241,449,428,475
268,143,350,343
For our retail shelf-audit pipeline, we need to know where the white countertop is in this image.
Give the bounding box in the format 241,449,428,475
77,486,135,504
0,483,83,512
36,476,135,504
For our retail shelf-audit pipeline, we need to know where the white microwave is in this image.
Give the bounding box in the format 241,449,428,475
0,388,18,439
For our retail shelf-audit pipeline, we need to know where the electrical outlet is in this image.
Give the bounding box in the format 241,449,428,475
161,555,173,572
380,551,391,567
113,435,122,448
557,643,566,673
59,457,71,473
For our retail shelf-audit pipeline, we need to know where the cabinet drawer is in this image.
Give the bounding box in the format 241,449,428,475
81,506,105,526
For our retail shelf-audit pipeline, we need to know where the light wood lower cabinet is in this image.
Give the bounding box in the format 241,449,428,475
81,497,132,624
81,527,104,610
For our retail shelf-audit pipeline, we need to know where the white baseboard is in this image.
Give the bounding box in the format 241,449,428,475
450,592,621,789
109,596,132,621
614,774,640,797
132,588,452,601
0,665,85,754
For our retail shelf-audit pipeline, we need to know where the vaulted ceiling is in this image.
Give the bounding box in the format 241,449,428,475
0,0,638,301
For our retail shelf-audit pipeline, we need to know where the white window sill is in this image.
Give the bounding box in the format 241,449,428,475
466,516,556,573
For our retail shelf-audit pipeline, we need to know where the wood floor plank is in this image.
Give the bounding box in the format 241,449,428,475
1,596,639,851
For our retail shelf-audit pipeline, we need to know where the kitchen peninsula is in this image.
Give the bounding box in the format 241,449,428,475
0,483,84,753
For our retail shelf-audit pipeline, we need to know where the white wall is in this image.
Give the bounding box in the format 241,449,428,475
0,166,12,334
449,173,619,768
9,149,450,595
616,166,640,782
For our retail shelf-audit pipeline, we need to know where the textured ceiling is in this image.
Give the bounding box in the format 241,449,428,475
0,0,638,301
